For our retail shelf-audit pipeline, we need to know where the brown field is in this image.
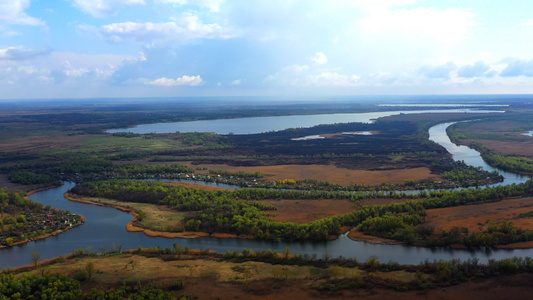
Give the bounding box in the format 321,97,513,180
187,162,440,186
17,253,533,300
164,181,228,191
424,197,533,234
0,174,25,192
261,199,355,223
455,120,533,158
467,138,533,158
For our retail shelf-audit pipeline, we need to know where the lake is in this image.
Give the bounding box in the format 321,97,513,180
106,109,504,134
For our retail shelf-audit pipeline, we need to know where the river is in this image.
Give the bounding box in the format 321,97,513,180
2,113,532,269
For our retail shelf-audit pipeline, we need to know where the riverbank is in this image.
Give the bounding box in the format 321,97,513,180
347,228,403,245
0,215,85,250
64,192,257,240
0,184,84,250
9,247,533,300
64,192,351,241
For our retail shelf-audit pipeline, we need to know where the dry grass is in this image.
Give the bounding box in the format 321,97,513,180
187,162,440,186
261,199,355,223
67,194,186,232
19,252,533,300
424,197,533,234
456,120,533,158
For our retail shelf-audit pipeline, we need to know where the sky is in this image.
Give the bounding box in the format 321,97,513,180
2,0,533,99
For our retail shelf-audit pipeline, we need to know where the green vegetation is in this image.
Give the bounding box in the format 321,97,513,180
70,178,533,246
8,171,55,185
4,247,533,299
0,273,81,299
474,143,533,174
0,188,83,246
440,220,533,248
447,115,533,174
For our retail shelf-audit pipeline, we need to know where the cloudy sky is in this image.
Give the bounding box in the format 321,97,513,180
2,0,533,99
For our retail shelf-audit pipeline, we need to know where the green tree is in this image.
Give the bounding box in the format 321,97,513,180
85,261,96,281
31,251,41,267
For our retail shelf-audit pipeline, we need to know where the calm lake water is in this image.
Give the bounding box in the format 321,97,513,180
4,110,533,269
106,109,503,134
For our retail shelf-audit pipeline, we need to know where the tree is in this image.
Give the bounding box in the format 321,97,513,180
31,251,42,267
85,261,96,281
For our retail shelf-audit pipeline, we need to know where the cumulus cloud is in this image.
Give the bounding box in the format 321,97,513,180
0,0,45,26
282,64,309,72
0,47,52,60
418,62,457,79
457,61,493,78
310,52,328,65
361,7,479,44
500,59,533,77
156,0,224,12
305,72,360,87
98,14,235,46
70,0,146,18
149,75,203,86
230,79,241,85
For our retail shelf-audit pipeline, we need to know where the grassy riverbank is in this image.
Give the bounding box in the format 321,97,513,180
5,247,533,299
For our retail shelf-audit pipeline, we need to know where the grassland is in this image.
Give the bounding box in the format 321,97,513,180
8,249,533,300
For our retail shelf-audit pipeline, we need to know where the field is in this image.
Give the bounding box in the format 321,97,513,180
189,162,440,186
260,199,355,223
424,197,533,237
13,251,533,300
452,119,533,158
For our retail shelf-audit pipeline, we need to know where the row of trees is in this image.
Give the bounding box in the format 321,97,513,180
71,178,533,245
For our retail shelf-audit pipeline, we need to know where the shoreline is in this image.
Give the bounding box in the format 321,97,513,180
64,192,256,240
64,192,349,241
347,228,403,245
0,184,84,250
347,228,533,249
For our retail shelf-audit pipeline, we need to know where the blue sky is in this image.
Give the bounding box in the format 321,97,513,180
2,0,533,99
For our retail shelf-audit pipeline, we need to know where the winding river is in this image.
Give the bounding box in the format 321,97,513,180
2,112,532,269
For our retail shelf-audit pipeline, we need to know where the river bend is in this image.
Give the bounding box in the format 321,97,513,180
1,118,532,268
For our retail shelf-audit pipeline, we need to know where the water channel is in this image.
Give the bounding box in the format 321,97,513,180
2,112,532,268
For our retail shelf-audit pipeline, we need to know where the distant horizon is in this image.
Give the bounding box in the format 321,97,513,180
2,93,533,103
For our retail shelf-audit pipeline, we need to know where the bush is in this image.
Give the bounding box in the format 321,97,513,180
171,279,184,291
73,269,88,281
200,268,221,280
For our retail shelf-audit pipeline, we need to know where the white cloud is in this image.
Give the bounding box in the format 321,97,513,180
500,59,533,77
282,64,309,72
349,0,421,9
521,20,533,26
0,0,44,26
360,7,479,44
310,52,328,65
418,62,457,79
230,79,241,85
305,72,360,87
98,14,235,46
156,0,224,12
0,47,52,60
70,0,146,18
149,75,203,86
457,61,493,78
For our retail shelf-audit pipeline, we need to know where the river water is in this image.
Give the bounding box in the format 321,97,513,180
3,112,533,269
